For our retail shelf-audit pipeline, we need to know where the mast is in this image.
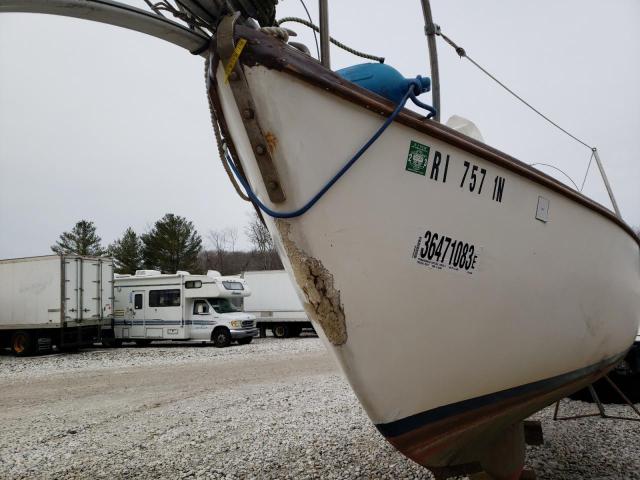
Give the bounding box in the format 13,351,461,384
420,0,440,122
318,0,331,68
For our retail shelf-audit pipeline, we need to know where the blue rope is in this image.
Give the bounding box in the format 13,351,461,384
226,79,434,219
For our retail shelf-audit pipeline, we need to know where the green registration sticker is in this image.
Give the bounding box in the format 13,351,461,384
406,140,430,176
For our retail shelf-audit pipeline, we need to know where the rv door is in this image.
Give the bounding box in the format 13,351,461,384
130,290,146,338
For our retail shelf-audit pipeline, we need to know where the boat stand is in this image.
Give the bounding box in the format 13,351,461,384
553,374,640,422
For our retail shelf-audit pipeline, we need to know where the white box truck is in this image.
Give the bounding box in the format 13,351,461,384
242,270,313,338
109,270,258,347
0,255,114,356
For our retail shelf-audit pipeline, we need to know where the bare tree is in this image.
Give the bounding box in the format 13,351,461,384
244,212,280,270
207,227,239,274
198,214,282,275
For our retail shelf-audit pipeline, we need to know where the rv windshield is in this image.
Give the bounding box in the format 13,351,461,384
208,298,242,314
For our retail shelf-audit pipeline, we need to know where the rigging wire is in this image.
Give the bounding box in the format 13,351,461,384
296,0,320,60
580,150,595,192
434,26,603,193
435,28,593,151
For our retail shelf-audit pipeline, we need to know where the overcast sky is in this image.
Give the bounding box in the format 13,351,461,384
1,0,638,258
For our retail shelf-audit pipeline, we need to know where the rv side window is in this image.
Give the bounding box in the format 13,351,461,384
149,289,181,307
185,280,202,289
134,294,143,310
193,300,209,315
222,281,244,291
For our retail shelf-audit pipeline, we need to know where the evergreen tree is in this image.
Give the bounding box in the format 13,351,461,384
51,220,105,256
141,214,202,273
108,227,143,274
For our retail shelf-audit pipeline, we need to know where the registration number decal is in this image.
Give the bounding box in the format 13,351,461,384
404,141,506,204
412,230,480,275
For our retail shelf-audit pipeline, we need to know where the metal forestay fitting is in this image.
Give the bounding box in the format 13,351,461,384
216,14,287,203
226,80,433,219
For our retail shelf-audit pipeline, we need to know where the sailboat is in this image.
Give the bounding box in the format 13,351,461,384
2,1,639,478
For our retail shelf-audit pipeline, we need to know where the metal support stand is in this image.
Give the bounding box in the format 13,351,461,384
592,148,622,219
553,374,640,422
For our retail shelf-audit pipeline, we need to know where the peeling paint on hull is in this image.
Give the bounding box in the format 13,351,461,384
276,220,347,346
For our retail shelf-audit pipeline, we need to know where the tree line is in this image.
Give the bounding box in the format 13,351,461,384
50,216,640,276
51,212,282,275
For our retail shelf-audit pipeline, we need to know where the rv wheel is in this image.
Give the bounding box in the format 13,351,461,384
212,328,231,348
11,331,35,357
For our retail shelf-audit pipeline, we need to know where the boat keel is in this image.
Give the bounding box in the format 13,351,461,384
431,421,526,480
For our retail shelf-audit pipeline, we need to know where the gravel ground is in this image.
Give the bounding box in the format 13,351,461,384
1,337,638,479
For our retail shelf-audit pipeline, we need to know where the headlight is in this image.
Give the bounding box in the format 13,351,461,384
230,320,241,328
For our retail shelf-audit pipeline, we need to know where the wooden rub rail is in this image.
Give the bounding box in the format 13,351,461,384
233,24,640,248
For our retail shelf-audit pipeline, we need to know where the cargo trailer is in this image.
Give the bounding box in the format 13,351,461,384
0,255,114,355
242,270,313,338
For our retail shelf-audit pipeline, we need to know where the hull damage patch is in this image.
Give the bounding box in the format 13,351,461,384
276,220,347,345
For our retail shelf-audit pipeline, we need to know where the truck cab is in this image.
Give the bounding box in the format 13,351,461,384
109,270,257,347
190,296,257,345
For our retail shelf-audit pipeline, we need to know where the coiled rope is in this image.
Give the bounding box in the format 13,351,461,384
225,80,431,219
276,17,385,63
205,56,250,202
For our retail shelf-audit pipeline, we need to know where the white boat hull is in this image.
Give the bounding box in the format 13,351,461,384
211,27,640,477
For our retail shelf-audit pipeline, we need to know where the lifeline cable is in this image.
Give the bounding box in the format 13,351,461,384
529,163,580,191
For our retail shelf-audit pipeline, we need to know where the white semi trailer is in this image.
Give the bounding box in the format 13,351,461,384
242,270,313,338
0,255,114,356
109,270,258,347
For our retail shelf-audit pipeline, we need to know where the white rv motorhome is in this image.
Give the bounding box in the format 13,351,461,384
109,270,257,347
